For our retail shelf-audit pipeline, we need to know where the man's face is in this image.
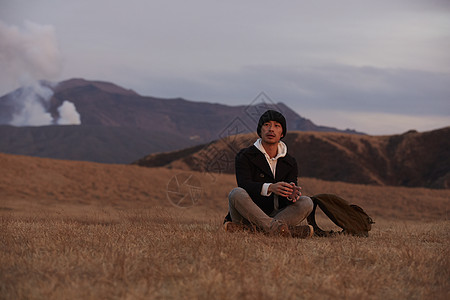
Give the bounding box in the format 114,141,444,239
260,120,283,144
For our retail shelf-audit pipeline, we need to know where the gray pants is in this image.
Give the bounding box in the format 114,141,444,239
228,187,314,233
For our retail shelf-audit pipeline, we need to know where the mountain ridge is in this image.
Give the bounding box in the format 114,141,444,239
1,78,448,188
0,78,363,163
134,127,450,189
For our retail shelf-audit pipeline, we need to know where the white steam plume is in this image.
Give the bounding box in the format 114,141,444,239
0,20,62,94
57,101,81,125
0,20,80,126
9,81,54,126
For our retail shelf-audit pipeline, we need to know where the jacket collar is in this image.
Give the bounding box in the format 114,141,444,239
246,144,294,181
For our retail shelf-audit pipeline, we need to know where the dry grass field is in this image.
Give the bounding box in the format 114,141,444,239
1,153,449,299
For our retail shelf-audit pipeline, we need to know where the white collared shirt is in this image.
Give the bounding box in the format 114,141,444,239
253,138,287,196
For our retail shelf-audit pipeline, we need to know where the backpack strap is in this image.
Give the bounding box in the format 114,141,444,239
306,199,338,237
307,194,374,237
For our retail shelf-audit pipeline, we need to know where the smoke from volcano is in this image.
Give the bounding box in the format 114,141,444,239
57,101,81,125
9,82,54,126
0,20,81,126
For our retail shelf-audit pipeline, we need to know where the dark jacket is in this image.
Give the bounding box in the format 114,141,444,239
225,144,299,221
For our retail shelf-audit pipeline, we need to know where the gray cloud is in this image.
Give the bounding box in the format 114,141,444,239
1,0,449,133
128,64,450,115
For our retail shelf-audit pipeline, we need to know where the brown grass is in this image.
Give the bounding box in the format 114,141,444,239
1,153,449,299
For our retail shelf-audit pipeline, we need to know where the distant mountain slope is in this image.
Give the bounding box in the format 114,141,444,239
0,125,198,164
134,127,450,189
0,78,363,163
48,79,362,138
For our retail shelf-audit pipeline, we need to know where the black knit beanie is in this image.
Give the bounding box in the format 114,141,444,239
257,110,287,139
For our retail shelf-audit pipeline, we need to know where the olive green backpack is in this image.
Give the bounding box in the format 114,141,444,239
307,194,375,237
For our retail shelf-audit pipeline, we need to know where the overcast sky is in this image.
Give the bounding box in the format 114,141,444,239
1,0,449,135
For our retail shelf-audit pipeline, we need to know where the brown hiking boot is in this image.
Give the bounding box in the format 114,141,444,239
289,225,314,239
277,223,291,237
267,222,291,237
224,222,256,233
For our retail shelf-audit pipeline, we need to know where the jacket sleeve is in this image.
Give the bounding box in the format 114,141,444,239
235,149,265,199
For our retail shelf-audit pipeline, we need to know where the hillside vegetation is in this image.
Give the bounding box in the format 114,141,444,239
135,127,450,189
1,153,449,299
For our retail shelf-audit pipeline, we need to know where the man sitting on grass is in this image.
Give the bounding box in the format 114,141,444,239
224,110,314,238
